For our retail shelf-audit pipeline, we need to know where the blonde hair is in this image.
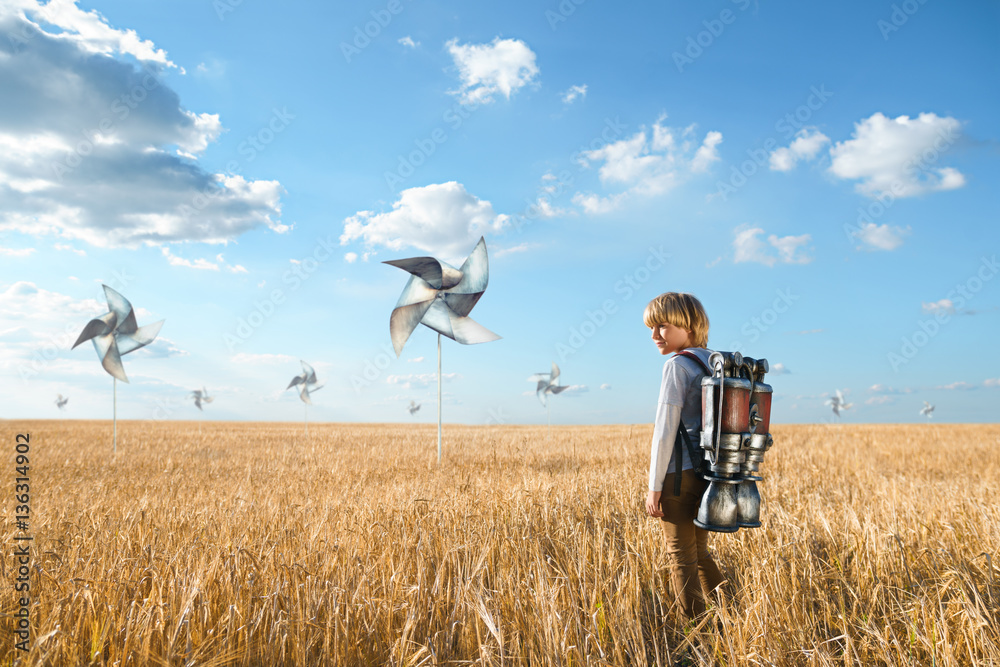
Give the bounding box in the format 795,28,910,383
643,292,710,348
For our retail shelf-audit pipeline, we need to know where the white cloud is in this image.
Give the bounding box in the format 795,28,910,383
984,378,1000,388
344,252,358,263
398,36,418,48
769,363,789,375
0,7,285,248
732,226,812,266
446,37,539,105
866,395,894,405
852,222,910,251
54,243,86,256
868,384,915,395
769,127,830,171
386,372,459,389
600,383,611,390
10,0,177,68
922,299,956,316
0,281,109,377
828,112,965,198
572,116,722,213
691,131,723,172
0,246,35,257
938,381,974,391
494,243,537,257
340,181,509,258
561,84,587,104
161,247,219,271
407,357,424,363
230,353,296,366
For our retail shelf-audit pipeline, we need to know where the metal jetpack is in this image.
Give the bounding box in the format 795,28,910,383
694,351,774,533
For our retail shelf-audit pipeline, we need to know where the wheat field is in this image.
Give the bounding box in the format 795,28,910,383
1,421,998,666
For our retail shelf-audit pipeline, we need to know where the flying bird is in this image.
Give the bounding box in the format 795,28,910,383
528,362,570,407
191,387,214,411
287,361,323,404
72,285,164,383
920,401,935,419
825,389,853,418
55,394,69,410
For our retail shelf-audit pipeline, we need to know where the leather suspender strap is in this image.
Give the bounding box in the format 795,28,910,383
675,349,712,375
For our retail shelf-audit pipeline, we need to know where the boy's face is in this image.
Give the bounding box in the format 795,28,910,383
650,322,692,356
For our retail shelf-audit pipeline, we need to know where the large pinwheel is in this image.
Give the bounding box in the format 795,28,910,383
72,284,164,452
384,236,500,462
287,360,323,434
920,401,935,419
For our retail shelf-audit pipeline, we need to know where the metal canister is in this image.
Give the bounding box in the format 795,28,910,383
695,351,753,533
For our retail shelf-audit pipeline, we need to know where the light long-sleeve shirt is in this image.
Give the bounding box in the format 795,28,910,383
648,347,712,491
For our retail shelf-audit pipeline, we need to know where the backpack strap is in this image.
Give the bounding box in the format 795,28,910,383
675,349,712,375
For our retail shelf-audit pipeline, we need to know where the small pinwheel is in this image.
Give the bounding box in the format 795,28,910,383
825,389,853,419
407,400,421,415
287,360,323,405
72,285,164,383
383,236,500,357
191,387,214,411
920,401,935,419
55,394,69,411
528,362,570,407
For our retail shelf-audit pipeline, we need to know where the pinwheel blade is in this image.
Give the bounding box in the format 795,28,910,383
450,237,489,295
550,362,561,384
389,299,437,357
550,385,570,395
103,285,138,335
93,336,128,383
383,257,463,290
301,360,318,385
73,312,117,349
116,320,164,356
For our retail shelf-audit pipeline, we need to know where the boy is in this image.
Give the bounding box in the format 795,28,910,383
643,292,725,619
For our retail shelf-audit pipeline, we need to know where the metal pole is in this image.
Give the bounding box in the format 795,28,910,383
113,377,117,455
305,404,308,436
437,333,442,464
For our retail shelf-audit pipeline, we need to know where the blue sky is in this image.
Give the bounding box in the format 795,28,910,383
1,0,997,425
